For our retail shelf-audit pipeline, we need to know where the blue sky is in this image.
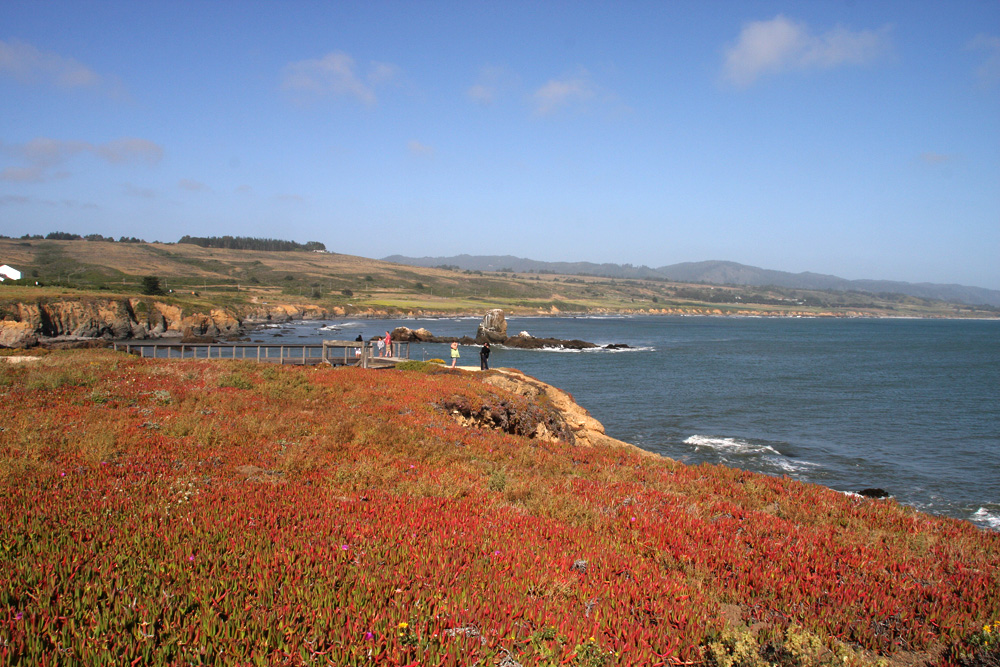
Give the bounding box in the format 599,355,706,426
2,1,998,289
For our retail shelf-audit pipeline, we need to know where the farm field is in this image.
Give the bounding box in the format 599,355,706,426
1,350,998,666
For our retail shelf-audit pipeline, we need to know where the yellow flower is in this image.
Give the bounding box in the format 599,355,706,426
398,622,409,629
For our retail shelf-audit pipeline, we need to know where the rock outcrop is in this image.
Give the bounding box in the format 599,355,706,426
476,309,508,344
478,368,657,457
0,321,37,348
390,326,436,342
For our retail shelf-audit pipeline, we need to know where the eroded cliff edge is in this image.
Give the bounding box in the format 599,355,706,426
0,297,347,348
443,366,657,459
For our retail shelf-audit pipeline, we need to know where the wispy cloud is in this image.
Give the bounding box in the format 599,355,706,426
178,178,210,192
0,137,162,182
722,15,891,88
467,65,518,106
282,51,398,105
0,38,126,98
532,71,597,115
407,140,434,157
920,152,954,165
968,34,1000,88
0,38,100,87
123,183,157,199
0,194,96,208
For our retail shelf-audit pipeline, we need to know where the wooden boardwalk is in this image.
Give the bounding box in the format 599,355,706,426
112,340,410,368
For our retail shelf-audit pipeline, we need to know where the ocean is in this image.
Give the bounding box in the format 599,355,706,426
250,315,1000,531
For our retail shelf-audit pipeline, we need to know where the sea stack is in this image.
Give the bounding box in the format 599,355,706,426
476,309,508,344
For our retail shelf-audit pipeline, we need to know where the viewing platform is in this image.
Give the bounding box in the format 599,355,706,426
112,340,411,368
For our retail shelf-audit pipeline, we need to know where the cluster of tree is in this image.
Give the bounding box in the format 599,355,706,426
177,236,326,252
1,233,147,243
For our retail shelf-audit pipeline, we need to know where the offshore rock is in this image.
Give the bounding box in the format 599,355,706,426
502,335,597,350
476,309,508,344
390,326,435,342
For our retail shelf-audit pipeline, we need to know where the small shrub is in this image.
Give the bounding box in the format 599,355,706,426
487,468,508,492
218,372,253,390
394,360,439,373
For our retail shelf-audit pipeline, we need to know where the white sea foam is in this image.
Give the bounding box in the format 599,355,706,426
972,507,1000,531
498,345,655,353
772,457,820,473
684,435,779,455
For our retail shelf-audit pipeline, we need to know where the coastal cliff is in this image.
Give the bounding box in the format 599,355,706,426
482,368,653,455
0,298,242,347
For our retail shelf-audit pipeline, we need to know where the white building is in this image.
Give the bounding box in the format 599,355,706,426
0,265,22,281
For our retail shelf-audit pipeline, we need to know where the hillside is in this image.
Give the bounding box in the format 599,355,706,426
385,255,1000,309
1,350,998,665
1,239,997,326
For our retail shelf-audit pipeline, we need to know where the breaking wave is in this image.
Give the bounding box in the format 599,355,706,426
684,435,779,455
972,507,1000,531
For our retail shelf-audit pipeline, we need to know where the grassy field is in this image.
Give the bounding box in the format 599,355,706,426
1,238,996,319
1,350,998,666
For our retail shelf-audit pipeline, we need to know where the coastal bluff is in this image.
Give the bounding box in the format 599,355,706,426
435,365,658,459
0,297,348,348
481,368,655,457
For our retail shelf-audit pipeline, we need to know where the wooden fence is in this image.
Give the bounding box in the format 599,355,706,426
112,340,410,368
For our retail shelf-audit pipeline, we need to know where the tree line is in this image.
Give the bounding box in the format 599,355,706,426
177,235,326,252
2,232,326,252
2,233,146,243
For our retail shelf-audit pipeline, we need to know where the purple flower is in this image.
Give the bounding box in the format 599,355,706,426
340,544,350,550
364,631,375,641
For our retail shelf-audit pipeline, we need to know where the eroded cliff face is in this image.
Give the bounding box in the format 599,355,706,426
0,298,242,348
448,367,659,458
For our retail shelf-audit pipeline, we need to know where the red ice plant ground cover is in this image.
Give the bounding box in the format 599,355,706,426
0,350,998,666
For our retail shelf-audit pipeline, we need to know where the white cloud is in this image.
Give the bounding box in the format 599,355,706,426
1,166,47,183
723,15,891,87
282,51,398,105
921,152,954,165
179,179,209,192
407,140,434,157
122,183,157,199
467,66,518,106
968,34,1000,88
533,72,596,115
0,137,162,182
0,194,95,208
0,38,101,88
0,194,31,205
95,138,163,165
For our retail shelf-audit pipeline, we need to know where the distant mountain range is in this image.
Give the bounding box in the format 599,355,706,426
383,255,1000,308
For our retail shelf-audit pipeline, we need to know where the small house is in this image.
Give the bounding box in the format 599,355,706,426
0,265,22,282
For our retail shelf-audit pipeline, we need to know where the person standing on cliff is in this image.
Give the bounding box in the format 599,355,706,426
383,331,392,357
480,341,490,371
450,341,460,368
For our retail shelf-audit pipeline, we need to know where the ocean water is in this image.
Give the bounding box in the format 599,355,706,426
252,316,1000,531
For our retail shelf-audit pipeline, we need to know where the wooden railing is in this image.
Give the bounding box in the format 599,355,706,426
112,340,410,368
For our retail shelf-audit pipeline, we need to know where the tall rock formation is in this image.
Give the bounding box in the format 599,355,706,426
476,309,508,344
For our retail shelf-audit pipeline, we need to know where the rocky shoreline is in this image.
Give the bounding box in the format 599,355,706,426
0,298,633,350
0,294,982,350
